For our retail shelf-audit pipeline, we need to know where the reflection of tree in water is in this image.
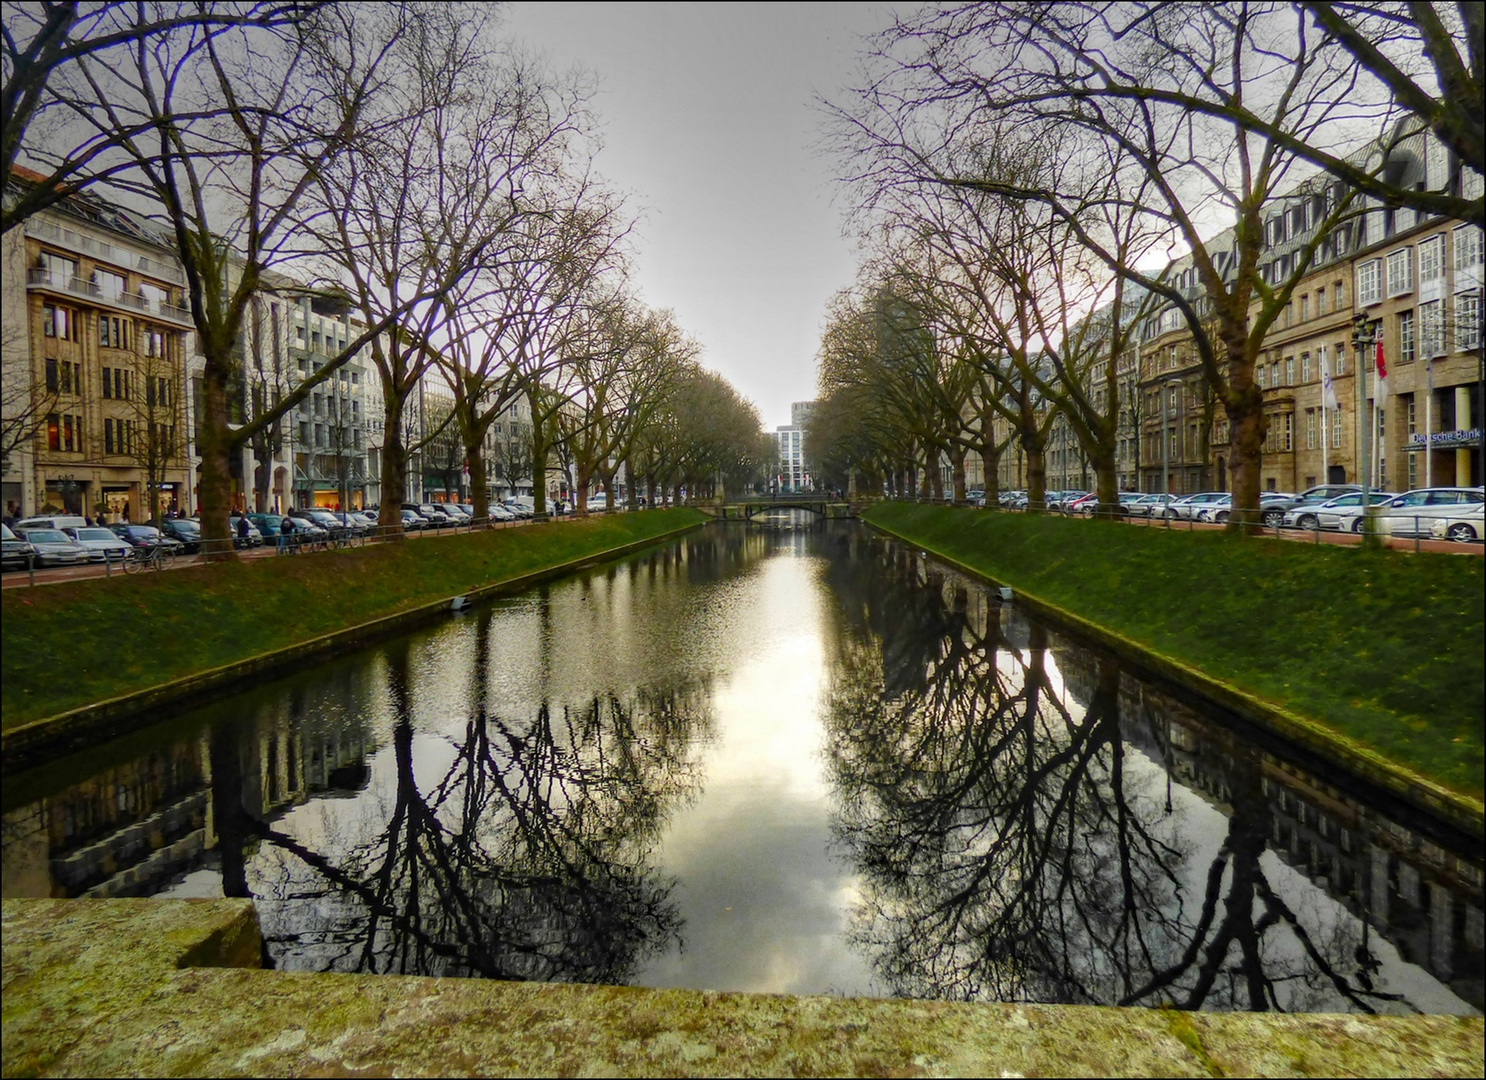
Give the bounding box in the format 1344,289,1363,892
826,543,1410,1012
225,612,707,983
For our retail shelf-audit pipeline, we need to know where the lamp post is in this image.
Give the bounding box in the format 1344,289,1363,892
1352,312,1379,545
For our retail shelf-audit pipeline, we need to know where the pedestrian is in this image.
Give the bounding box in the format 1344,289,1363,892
122,506,130,523
237,515,249,548
278,514,292,554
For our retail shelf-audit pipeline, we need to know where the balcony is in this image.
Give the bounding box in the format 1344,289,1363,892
27,269,194,327
26,218,186,285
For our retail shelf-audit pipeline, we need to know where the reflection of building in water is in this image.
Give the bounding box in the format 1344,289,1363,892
2,742,208,899
1,696,375,900
1058,646,1483,1013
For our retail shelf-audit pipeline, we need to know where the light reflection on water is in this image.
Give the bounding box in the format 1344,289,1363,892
1,523,1480,1014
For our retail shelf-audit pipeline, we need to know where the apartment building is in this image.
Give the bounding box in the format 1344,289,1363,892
2,167,193,521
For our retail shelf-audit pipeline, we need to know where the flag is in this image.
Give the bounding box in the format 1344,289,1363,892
1320,350,1339,411
1375,333,1388,396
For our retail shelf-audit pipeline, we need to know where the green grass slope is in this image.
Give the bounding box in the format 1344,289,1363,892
1,510,705,730
864,502,1485,797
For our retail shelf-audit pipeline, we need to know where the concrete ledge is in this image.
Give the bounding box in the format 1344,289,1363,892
3,899,1481,1078
865,518,1486,843
1,523,703,776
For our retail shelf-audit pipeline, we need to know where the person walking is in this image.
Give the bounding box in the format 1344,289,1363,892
237,515,250,550
278,515,293,554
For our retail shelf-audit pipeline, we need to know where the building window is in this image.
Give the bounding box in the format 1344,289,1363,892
102,366,112,399
47,413,60,451
1454,225,1483,276
1334,343,1346,376
1386,248,1413,297
45,358,58,392
1332,408,1344,448
1306,409,1317,449
1285,356,1295,385
1301,352,1312,383
1356,260,1381,305
1398,310,1415,363
1300,294,1309,321
1283,413,1293,452
1420,300,1445,358
1317,289,1328,316
1419,234,1444,288
1458,291,1481,351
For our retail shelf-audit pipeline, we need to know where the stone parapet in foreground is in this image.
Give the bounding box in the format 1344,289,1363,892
2,899,1481,1078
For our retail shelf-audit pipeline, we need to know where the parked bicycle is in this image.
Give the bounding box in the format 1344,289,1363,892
122,542,168,574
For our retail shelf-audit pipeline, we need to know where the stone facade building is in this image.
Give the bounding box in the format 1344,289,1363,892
3,167,194,521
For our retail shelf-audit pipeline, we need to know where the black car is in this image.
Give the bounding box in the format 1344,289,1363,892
110,523,186,556
156,518,202,553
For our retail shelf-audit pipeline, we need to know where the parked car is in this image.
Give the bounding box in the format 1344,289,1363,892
1162,492,1229,521
1283,491,1392,531
63,525,134,562
2,522,36,571
228,514,266,548
108,523,185,556
400,508,432,531
1427,503,1485,543
1065,493,1099,515
247,513,287,541
285,514,329,542
1270,484,1364,514
1130,493,1179,518
1334,487,1485,536
156,517,202,553
13,514,89,532
14,527,91,567
1197,493,1294,526
298,508,355,540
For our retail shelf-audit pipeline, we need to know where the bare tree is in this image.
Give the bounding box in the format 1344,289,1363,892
438,173,627,523
1,1,323,234
833,2,1381,529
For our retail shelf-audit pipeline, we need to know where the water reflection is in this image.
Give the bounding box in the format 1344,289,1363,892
826,538,1481,1013
2,524,1480,1012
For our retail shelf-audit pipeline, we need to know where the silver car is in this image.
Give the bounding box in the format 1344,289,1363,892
14,527,91,567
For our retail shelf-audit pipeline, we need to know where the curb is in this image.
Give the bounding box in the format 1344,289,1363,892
865,516,1486,842
1,521,705,775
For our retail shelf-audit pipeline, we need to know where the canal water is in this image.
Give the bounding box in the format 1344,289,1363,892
2,520,1481,1014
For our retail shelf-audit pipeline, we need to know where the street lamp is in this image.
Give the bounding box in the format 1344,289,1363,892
1352,311,1377,544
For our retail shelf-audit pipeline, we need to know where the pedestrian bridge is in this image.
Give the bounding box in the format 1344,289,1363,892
698,497,858,521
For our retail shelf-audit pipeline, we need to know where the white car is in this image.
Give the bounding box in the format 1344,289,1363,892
1428,504,1485,543
63,525,134,562
1335,487,1484,536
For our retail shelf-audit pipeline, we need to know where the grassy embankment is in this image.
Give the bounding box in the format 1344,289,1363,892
1,509,706,732
864,502,1485,797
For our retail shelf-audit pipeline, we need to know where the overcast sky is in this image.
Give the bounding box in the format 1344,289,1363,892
503,2,891,431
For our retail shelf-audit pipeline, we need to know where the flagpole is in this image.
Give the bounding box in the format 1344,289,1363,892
1424,357,1433,488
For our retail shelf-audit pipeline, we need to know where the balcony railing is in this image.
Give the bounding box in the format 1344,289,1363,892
27,268,194,327
26,218,186,285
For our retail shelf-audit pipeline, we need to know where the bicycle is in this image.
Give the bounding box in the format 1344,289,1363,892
123,542,167,574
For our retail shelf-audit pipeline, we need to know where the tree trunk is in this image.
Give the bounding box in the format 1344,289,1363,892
981,441,1001,508
950,446,966,503
1024,429,1047,512
1092,448,1120,518
466,441,488,522
197,360,238,560
1226,394,1266,533
530,417,549,518
378,392,407,539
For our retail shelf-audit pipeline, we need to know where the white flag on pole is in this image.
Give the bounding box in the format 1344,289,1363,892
1320,348,1339,411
